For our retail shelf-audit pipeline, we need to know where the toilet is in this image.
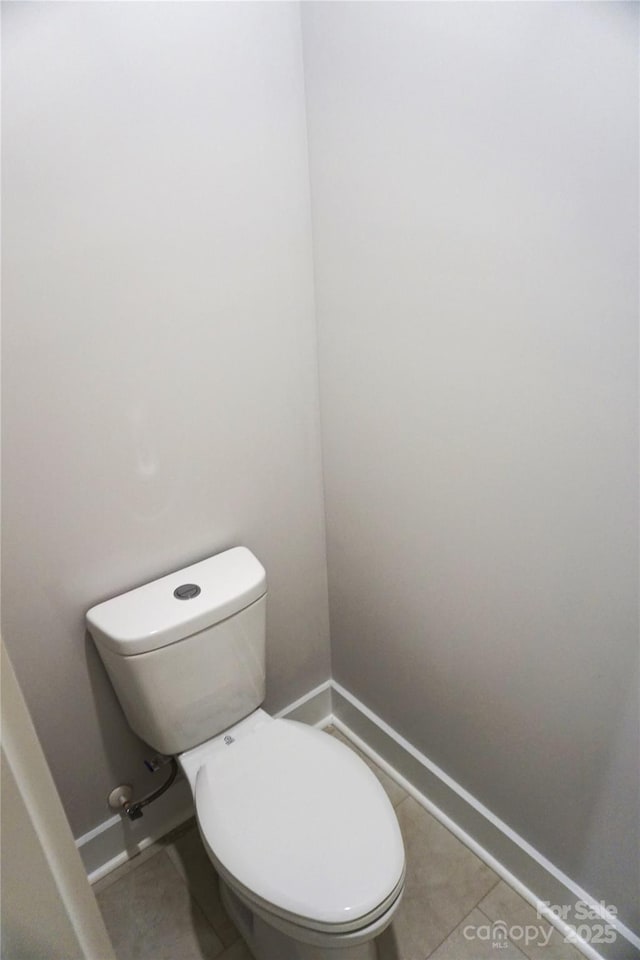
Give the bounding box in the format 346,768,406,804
87,547,405,960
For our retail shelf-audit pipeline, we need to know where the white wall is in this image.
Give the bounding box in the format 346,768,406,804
2,1,330,839
4,1,639,934
1,641,116,960
302,1,639,933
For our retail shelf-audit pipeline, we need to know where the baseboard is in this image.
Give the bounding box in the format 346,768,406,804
331,682,640,960
77,679,333,885
273,678,332,727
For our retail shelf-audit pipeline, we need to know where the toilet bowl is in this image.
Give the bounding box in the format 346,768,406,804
179,710,405,959
87,547,406,960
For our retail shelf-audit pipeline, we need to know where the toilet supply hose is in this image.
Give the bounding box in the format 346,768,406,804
122,757,179,821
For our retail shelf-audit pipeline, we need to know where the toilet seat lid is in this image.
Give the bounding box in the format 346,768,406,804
194,719,405,929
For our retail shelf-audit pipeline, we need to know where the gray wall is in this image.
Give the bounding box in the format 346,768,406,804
2,642,116,960
302,1,639,932
3,0,638,933
2,2,330,839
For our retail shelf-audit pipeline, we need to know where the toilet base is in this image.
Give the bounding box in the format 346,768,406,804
220,879,381,960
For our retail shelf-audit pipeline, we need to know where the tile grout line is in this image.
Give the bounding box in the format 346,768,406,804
420,877,502,960
420,888,519,960
475,873,502,907
394,788,504,959
474,901,583,960
381,782,505,959
416,876,500,960
420,903,480,960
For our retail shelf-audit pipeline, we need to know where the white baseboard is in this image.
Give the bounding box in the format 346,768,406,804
273,678,332,727
331,682,639,960
77,678,638,960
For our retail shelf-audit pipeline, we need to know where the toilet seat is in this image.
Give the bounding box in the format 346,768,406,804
193,718,405,933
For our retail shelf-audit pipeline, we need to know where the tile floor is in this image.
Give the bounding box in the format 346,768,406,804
94,726,583,960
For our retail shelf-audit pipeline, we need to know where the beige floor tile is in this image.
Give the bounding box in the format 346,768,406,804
374,921,403,960
215,939,253,960
92,843,168,896
390,797,499,960
97,849,225,960
427,907,528,959
165,823,240,947
91,816,197,896
160,815,202,846
325,726,408,807
479,882,584,960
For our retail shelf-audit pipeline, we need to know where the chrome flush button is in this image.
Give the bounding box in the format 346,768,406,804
173,583,201,600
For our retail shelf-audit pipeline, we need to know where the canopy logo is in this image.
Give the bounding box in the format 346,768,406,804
463,901,618,949
463,920,554,949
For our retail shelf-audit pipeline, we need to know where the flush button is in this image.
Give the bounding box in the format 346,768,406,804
173,583,201,600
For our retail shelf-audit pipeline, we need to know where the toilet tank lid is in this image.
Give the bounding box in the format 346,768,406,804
86,547,266,656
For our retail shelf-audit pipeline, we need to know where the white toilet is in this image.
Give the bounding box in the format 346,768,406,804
87,547,405,960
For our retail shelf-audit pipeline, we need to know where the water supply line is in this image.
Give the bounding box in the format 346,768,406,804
111,757,179,821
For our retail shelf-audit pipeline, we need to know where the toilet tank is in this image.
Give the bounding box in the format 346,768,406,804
86,547,267,756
